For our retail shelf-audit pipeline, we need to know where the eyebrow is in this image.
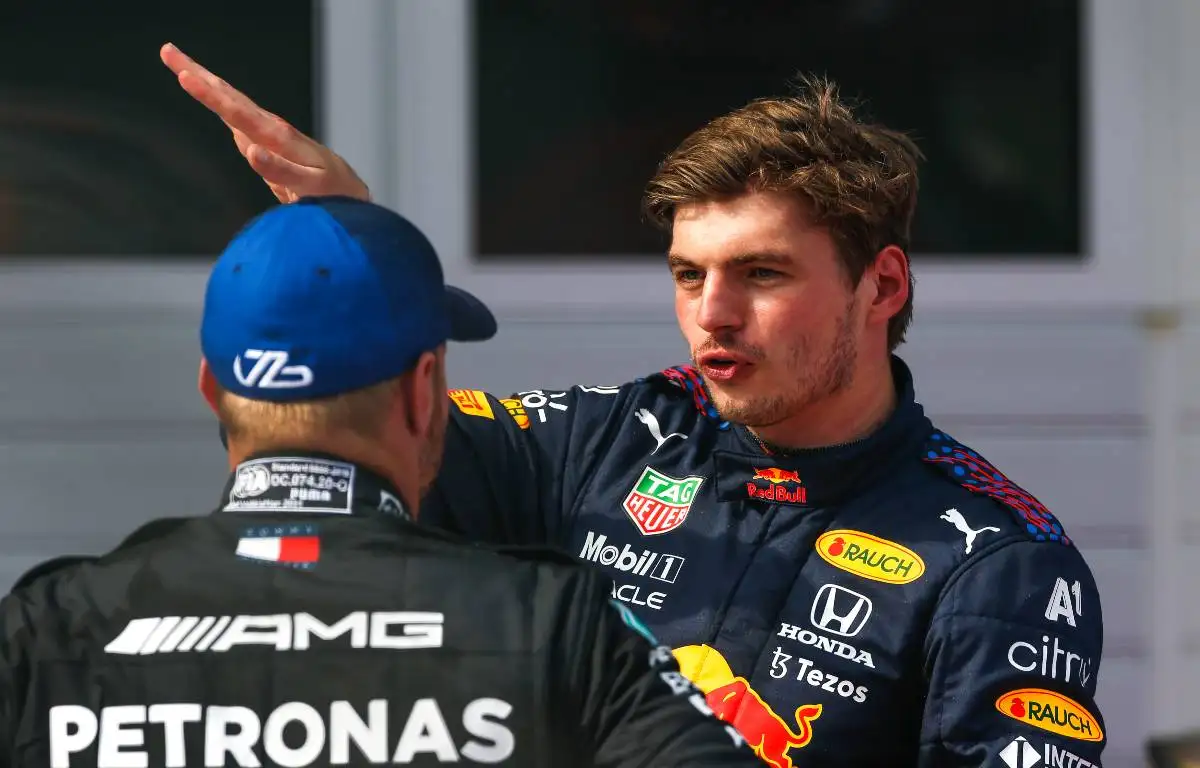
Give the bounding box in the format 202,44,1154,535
667,251,794,268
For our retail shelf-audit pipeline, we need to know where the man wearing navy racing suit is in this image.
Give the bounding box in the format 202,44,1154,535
165,44,1106,767
428,362,1105,767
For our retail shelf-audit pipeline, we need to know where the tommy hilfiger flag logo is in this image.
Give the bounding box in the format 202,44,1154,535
236,524,320,569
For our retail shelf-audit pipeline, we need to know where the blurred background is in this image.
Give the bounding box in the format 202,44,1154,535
0,0,1193,763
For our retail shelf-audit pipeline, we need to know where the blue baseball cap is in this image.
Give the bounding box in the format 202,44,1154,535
201,196,496,401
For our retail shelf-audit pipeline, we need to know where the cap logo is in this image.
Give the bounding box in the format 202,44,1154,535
233,349,314,390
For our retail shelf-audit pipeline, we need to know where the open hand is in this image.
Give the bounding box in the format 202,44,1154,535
160,42,370,203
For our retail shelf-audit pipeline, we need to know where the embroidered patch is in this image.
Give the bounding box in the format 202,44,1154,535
922,432,1071,545
641,365,730,430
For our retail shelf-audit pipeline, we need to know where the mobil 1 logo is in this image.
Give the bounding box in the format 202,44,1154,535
579,531,685,583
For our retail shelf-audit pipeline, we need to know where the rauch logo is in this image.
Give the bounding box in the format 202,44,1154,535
995,688,1103,742
622,467,704,536
815,530,925,585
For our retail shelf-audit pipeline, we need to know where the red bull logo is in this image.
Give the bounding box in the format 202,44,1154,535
753,468,803,485
747,467,807,504
674,644,821,767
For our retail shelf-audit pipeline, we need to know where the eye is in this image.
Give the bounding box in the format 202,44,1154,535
749,267,783,279
673,268,703,284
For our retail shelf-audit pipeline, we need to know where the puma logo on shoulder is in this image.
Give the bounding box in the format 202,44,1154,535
939,508,1001,555
635,408,687,454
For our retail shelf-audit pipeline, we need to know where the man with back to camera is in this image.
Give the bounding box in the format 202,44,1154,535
0,196,763,767
162,44,1108,767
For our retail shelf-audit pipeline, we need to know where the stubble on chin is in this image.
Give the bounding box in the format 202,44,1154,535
701,319,859,429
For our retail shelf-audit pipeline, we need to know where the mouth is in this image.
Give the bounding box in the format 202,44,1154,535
696,351,753,382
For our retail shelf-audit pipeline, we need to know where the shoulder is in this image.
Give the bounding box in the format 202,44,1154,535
917,427,1074,547
1,555,97,652
909,434,1102,635
475,541,606,594
9,555,94,595
634,364,730,427
445,364,722,434
486,541,588,568
432,538,615,620
472,539,612,589
446,382,630,433
411,523,591,573
5,516,190,610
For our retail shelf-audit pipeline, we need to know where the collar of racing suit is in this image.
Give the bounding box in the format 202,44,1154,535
215,451,413,522
713,355,934,508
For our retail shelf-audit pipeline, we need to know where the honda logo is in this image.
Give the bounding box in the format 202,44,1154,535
810,583,872,637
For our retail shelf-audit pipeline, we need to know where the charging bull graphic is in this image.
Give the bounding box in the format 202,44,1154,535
674,644,822,767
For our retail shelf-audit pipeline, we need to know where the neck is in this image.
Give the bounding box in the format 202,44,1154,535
750,354,897,451
226,435,421,516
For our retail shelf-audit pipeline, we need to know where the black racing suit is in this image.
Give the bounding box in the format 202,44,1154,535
423,357,1107,767
0,453,759,767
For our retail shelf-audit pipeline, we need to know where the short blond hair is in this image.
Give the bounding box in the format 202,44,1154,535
215,377,402,447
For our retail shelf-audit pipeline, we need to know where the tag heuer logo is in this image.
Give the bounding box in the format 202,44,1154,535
622,467,704,535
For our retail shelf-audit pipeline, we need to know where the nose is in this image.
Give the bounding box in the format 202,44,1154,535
694,271,745,334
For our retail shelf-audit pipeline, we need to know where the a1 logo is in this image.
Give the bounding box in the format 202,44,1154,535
1045,577,1082,627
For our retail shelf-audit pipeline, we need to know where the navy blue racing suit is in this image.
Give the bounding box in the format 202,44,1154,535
424,357,1106,767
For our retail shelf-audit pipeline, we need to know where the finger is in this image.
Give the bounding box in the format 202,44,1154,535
177,70,327,169
246,145,323,191
265,181,297,204
162,43,248,110
229,127,255,160
160,42,197,76
164,44,244,108
165,45,291,150
165,44,330,169
177,70,291,151
231,128,302,195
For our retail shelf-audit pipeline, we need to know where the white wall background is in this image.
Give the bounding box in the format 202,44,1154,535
1,1,1196,763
